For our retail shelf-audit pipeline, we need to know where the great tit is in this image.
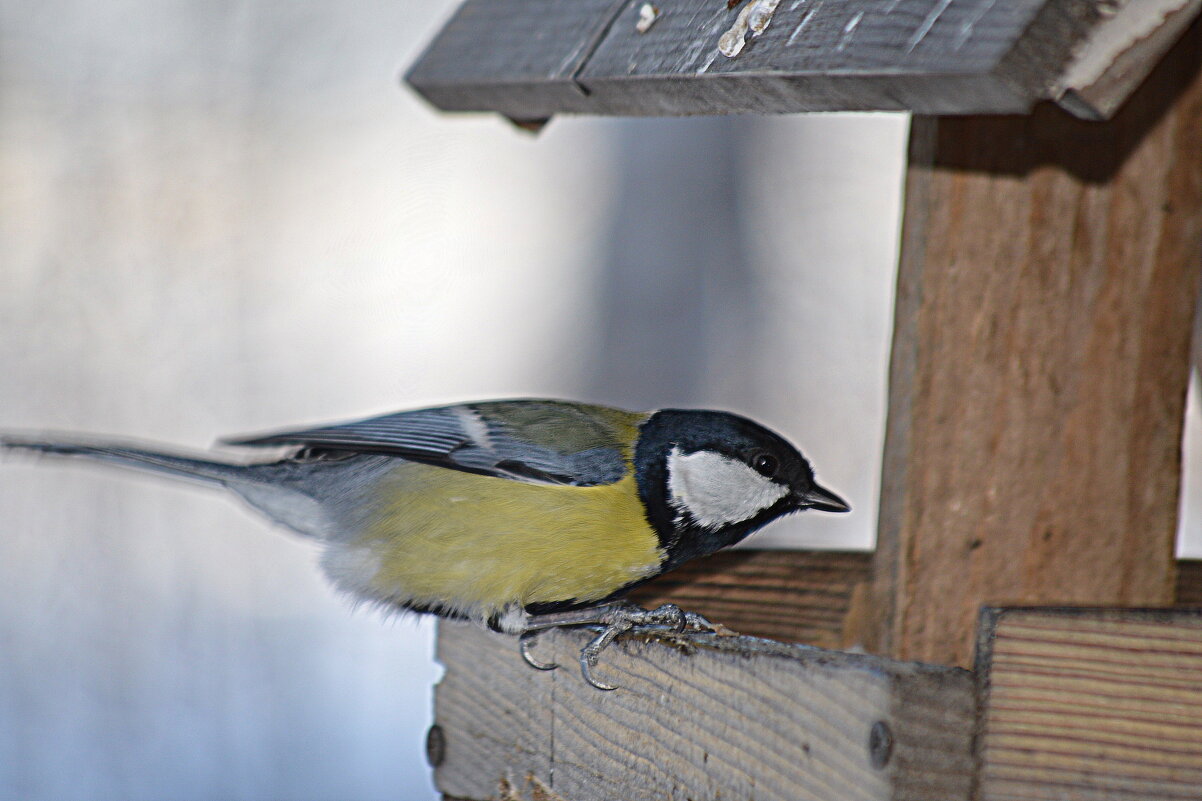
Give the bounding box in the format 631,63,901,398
3,399,848,689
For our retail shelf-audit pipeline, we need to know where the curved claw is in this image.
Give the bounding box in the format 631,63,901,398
575,613,633,690
579,651,618,691
519,631,559,671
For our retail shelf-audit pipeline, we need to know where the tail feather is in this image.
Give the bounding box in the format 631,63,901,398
1,435,251,486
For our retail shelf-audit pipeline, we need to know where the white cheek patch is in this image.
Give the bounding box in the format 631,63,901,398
667,447,789,530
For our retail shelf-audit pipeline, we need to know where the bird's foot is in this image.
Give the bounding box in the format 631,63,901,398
520,602,715,690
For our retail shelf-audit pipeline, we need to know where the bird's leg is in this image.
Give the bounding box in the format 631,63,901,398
520,602,716,690
518,602,625,676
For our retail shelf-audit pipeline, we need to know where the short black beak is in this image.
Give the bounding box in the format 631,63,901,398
795,483,851,514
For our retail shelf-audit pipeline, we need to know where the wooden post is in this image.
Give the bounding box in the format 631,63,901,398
864,20,1202,667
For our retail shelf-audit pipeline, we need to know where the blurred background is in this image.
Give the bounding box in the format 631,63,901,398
0,2,1198,800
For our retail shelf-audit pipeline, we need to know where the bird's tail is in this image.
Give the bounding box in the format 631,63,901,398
1,435,252,487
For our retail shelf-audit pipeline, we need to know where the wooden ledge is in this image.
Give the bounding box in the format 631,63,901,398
431,623,975,801
432,604,1202,800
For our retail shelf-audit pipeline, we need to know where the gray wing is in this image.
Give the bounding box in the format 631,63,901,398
222,400,634,487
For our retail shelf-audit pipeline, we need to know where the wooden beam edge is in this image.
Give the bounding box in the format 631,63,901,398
1054,0,1202,119
407,0,1157,120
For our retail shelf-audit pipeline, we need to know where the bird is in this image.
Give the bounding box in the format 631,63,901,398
2,399,848,689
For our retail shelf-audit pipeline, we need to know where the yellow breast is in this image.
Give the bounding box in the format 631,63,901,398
343,461,664,617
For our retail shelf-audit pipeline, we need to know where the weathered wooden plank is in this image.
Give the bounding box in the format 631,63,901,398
862,18,1202,668
431,623,974,801
628,549,870,648
405,0,626,121
407,1,1200,119
975,607,1202,801
1055,0,1202,119
578,0,1092,116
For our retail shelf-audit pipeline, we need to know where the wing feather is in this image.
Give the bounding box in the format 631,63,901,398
223,400,645,487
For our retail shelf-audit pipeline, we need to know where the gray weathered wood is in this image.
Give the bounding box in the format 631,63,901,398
407,0,1200,120
1055,0,1202,119
406,0,625,123
431,622,974,801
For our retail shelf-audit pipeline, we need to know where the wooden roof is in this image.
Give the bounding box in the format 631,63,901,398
406,0,1201,122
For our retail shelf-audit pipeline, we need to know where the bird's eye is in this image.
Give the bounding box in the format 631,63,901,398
750,452,779,477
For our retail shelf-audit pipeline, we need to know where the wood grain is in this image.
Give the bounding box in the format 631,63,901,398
406,0,1151,119
866,18,1202,668
975,607,1202,801
630,554,1202,646
628,549,871,648
433,622,974,801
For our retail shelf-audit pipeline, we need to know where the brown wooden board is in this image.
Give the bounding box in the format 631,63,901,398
632,554,1202,648
407,0,1201,120
975,607,1202,801
864,18,1202,668
628,549,871,648
432,622,974,801
1178,559,1202,605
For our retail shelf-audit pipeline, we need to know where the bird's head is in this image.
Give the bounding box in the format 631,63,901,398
634,409,848,570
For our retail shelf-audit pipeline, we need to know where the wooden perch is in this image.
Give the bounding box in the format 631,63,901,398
431,602,1202,800
406,0,1202,121
431,623,975,801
